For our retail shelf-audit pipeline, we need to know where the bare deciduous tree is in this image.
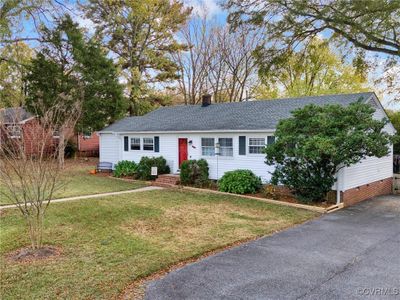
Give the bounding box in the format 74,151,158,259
0,100,81,250
172,16,213,104
173,14,263,104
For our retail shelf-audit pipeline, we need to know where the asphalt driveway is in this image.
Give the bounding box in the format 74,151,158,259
145,195,400,300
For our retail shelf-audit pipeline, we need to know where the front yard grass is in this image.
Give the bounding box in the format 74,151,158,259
0,189,318,299
0,162,147,205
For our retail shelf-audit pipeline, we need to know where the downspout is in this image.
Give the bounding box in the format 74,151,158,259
336,177,341,205
336,168,344,205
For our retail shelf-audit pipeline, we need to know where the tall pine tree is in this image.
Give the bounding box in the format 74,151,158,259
25,15,127,132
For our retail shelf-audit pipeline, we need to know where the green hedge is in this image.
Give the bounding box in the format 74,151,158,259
114,160,137,178
136,156,170,180
180,159,209,187
218,169,262,194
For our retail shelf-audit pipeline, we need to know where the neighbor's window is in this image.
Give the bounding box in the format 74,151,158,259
249,138,265,154
201,138,215,156
143,137,154,151
130,138,140,150
9,125,21,138
53,129,60,139
219,138,233,156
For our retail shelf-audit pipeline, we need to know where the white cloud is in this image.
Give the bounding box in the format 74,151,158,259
184,0,222,18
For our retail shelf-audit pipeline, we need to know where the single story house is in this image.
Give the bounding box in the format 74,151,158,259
0,107,99,157
99,92,396,205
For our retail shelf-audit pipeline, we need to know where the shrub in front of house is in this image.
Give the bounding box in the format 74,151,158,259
180,159,210,187
136,156,170,180
218,170,262,194
64,140,77,158
114,160,137,178
265,102,393,202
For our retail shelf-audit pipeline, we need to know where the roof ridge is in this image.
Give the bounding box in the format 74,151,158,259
100,92,376,133
155,92,374,110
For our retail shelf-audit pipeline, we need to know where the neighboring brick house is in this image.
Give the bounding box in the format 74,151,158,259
0,107,59,155
0,107,99,157
75,131,99,157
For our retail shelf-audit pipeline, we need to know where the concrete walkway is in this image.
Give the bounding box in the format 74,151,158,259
145,195,400,300
0,186,163,210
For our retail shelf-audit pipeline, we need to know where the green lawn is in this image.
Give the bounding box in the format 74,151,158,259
0,163,147,205
0,189,318,299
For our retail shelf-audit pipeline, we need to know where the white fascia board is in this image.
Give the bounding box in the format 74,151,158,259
103,129,276,135
366,93,397,134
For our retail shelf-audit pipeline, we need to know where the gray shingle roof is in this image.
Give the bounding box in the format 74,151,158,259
0,107,33,124
101,92,374,133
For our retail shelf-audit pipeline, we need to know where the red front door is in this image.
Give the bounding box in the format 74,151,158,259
178,138,188,166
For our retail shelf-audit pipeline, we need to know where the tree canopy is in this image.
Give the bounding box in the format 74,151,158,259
265,101,393,202
255,38,369,98
84,0,191,115
386,109,400,154
0,42,32,107
25,16,126,132
226,0,400,57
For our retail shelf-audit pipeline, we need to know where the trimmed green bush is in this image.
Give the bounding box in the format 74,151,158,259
180,159,209,187
136,156,170,180
114,160,137,178
218,170,262,194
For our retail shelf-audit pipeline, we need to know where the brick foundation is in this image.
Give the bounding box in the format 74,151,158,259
341,177,393,207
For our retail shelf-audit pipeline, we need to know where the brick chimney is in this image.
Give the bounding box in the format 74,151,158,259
201,94,212,107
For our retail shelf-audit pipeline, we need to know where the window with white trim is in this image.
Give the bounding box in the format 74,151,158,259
218,138,233,156
130,137,140,150
201,138,215,156
143,137,154,151
9,125,21,138
249,138,265,154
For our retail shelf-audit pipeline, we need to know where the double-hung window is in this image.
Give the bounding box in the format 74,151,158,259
249,138,265,154
218,138,233,156
201,138,215,156
143,137,154,151
9,125,21,138
130,138,140,150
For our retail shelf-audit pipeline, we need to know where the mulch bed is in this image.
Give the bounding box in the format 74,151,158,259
6,246,62,263
247,192,333,208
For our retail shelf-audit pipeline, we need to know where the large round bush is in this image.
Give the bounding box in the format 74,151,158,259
218,170,261,194
136,156,170,180
180,159,209,187
114,160,137,178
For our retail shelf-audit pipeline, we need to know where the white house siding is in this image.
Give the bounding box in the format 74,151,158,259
100,97,395,187
99,133,121,166
337,97,395,191
118,132,275,182
341,146,393,191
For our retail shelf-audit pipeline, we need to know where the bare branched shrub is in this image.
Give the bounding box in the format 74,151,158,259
0,101,81,250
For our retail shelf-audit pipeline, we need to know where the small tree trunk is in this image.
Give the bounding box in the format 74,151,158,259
58,130,65,169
